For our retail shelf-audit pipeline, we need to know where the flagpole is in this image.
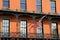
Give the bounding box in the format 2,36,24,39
40,14,47,26
29,14,47,30
39,14,47,37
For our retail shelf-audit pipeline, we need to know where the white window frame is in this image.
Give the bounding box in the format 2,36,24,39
36,22,43,38
20,20,27,38
2,19,10,37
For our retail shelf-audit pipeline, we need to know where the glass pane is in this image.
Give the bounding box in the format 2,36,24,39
20,0,25,3
20,20,27,38
51,8,55,12
36,0,41,10
36,0,41,5
37,27,42,33
2,20,9,26
50,1,55,12
51,22,57,38
37,23,43,38
37,33,43,38
20,3,25,9
51,1,55,7
3,0,9,1
20,20,26,27
3,1,9,7
20,33,26,38
2,20,9,37
2,32,9,37
36,5,41,10
20,28,26,33
51,23,56,29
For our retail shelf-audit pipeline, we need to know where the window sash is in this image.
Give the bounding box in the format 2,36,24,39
36,0,41,5
51,8,55,12
51,22,57,34
36,23,43,38
20,0,26,9
3,0,9,2
36,5,41,10
20,0,25,3
20,20,27,38
50,1,56,12
37,23,42,33
3,0,9,7
2,19,10,37
36,0,42,10
20,20,26,27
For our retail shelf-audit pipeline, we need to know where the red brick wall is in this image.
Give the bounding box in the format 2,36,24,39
56,0,60,14
0,0,2,9
43,18,51,38
10,0,20,10
42,0,50,13
27,0,36,12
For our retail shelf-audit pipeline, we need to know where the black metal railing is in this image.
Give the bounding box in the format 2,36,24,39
0,32,59,39
44,34,59,39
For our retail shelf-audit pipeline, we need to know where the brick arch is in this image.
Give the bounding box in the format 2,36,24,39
43,17,51,38
18,15,36,38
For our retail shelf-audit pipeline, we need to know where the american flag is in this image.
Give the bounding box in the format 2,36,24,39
29,15,46,30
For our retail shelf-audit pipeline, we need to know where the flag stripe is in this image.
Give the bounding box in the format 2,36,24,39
29,15,47,30
36,15,46,27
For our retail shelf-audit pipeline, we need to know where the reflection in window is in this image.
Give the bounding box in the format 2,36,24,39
37,23,43,38
51,22,58,38
20,20,27,38
50,1,56,12
36,0,42,11
3,0,9,8
20,0,26,10
2,19,10,37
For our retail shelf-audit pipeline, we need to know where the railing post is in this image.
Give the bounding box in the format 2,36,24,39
15,14,20,37
48,17,52,39
32,16,37,37
16,15,19,33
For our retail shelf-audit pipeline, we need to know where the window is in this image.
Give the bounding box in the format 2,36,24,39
37,22,43,38
20,20,27,38
3,0,9,8
2,19,10,37
51,22,58,38
20,0,26,10
36,0,42,11
50,1,56,12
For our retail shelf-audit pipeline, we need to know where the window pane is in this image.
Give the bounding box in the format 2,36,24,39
51,23,57,34
20,20,27,38
20,0,26,9
20,0,25,3
2,32,9,37
50,1,56,12
36,5,41,10
20,3,25,9
36,0,41,10
3,0,9,1
37,23,43,38
2,20,9,26
2,19,9,37
20,28,26,33
36,0,41,5
51,22,58,38
51,1,55,7
20,20,26,27
51,23,56,29
51,8,55,12
3,0,9,7
3,2,9,7
37,27,42,33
